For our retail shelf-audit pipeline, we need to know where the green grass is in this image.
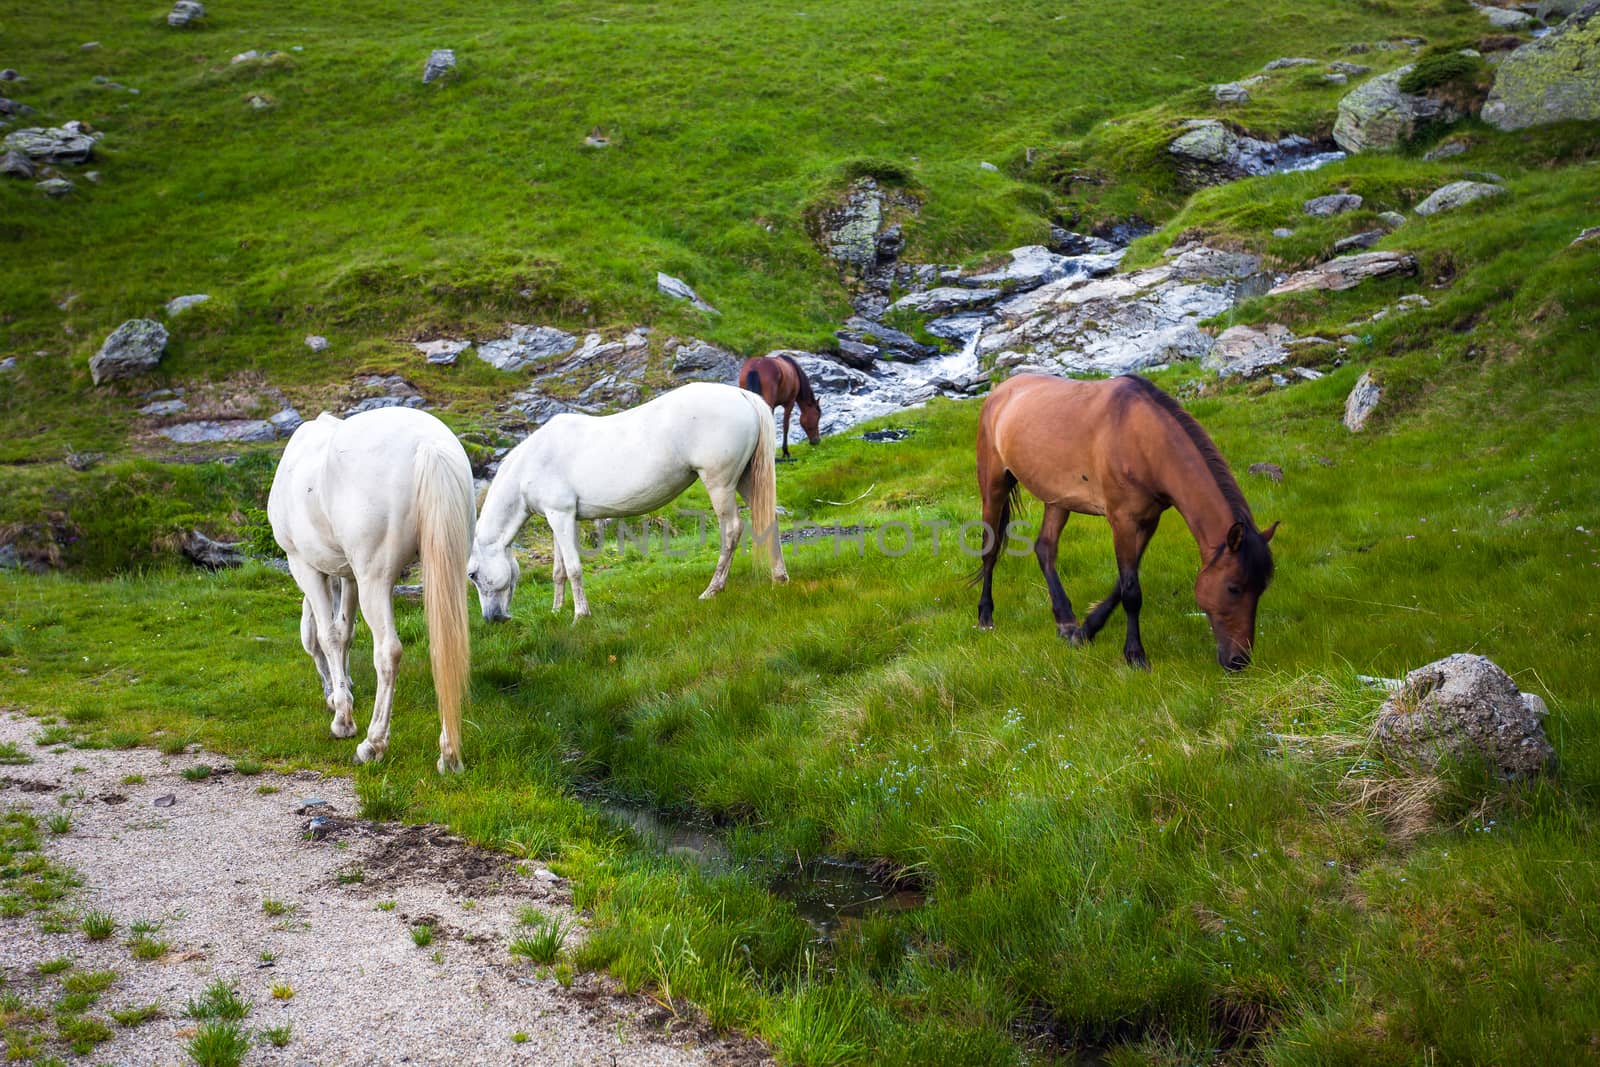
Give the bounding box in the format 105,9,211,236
261,1021,292,1048
509,911,568,964
80,910,116,941
186,1020,251,1067
45,813,71,835
260,896,290,917
128,934,169,961
409,923,434,948
0,742,31,765
181,764,214,781
110,1002,162,1027
183,982,250,1022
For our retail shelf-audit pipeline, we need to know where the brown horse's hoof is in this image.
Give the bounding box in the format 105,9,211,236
1125,649,1150,671
977,620,994,632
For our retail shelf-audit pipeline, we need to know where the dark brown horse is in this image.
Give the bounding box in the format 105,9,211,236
974,373,1277,670
739,354,821,460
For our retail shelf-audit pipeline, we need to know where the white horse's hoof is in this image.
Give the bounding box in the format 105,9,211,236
330,719,357,740
355,740,385,764
772,571,790,584
437,754,464,775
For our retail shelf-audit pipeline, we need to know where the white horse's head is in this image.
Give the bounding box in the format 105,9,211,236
468,539,519,622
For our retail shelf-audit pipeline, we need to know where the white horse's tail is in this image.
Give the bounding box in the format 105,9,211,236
740,390,785,580
415,442,474,772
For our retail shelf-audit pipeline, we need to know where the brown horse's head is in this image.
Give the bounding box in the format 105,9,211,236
786,356,823,445
1194,520,1277,670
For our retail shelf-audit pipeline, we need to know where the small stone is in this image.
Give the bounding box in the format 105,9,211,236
1248,462,1285,482
1573,226,1600,247
1474,3,1534,28
0,69,18,80
1344,370,1381,431
153,793,177,808
138,398,188,416
413,339,470,365
84,170,101,183
1303,193,1363,216
305,335,330,353
1333,229,1385,253
1424,138,1469,161
0,357,15,373
1325,73,1349,85
1328,61,1372,75
1377,211,1406,229
4,125,96,164
656,272,718,314
1213,82,1252,104
1272,227,1295,238
167,0,205,27
165,293,210,317
181,530,244,569
81,42,100,51
1264,56,1319,70
231,50,261,64
422,48,456,84
978,160,999,172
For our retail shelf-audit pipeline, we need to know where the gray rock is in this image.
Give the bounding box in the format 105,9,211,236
834,316,937,367
1343,370,1381,431
1264,56,1320,70
810,177,920,288
505,387,573,426
1168,244,1264,281
269,407,303,436
305,335,329,353
1333,67,1466,152
0,357,15,373
890,286,1002,315
978,160,999,172
1475,3,1535,27
0,69,18,81
1424,137,1470,160
422,49,456,83
167,1,205,27
1414,180,1504,216
165,293,210,317
1373,653,1556,779
344,395,425,416
181,529,243,569
668,338,740,381
0,96,33,118
1204,323,1293,378
575,371,644,411
0,149,34,179
1482,3,1600,129
475,325,576,371
1329,61,1372,75
1334,229,1385,253
138,398,188,416
90,319,168,384
413,339,470,365
161,419,277,444
1047,228,1119,256
1168,120,1345,187
36,178,73,197
959,245,1096,292
1574,225,1600,247
1304,193,1364,216
656,272,718,314
1377,210,1407,229
1249,462,1285,482
1213,81,1253,104
1269,251,1418,295
0,543,19,570
1272,227,1295,238
3,126,95,164
1537,0,1590,17
1325,73,1349,86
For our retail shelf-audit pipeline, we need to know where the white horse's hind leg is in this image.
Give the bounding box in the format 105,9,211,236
699,480,743,599
289,561,356,737
551,549,567,613
353,578,402,765
300,597,333,700
547,510,589,619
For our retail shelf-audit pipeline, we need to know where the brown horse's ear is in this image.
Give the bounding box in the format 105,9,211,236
1262,520,1280,543
1226,521,1245,552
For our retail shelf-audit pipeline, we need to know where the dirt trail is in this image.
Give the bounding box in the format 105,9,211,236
0,712,770,1066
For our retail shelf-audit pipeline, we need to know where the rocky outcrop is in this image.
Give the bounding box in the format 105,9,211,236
1168,121,1343,187
667,338,740,381
161,420,278,444
1203,324,1292,379
475,325,577,371
808,177,921,316
1481,2,1600,129
1373,653,1556,779
1334,68,1465,152
1269,251,1417,295
90,319,168,385
834,317,937,367
1414,180,1505,216
1476,3,1535,28
3,125,96,164
0,149,34,179
181,530,244,569
422,49,456,84
890,286,1001,316
1344,370,1381,431
656,272,718,314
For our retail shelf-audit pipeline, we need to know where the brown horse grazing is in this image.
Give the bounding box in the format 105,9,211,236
974,373,1277,671
739,354,821,460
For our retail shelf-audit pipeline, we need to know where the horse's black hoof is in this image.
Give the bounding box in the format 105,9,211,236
1125,650,1150,671
977,619,994,632
1061,624,1086,647
777,457,795,464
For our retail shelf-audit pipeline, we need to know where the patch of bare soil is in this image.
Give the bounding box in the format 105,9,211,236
0,712,771,1067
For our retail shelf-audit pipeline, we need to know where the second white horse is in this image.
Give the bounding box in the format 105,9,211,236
470,382,787,620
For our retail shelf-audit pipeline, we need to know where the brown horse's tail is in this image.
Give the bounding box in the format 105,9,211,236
741,364,764,399
738,388,786,581
414,441,474,774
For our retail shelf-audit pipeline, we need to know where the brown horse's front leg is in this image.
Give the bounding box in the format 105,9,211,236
1033,505,1082,641
779,403,794,461
1090,513,1158,669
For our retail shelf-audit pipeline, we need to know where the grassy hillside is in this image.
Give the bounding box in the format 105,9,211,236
5,0,1600,1062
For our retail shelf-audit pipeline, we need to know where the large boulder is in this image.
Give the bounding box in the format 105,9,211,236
1269,251,1417,295
90,319,168,384
1481,1,1600,130
834,317,937,367
1333,67,1465,152
3,125,96,164
1167,121,1342,187
1372,653,1556,779
668,338,740,381
1414,180,1505,216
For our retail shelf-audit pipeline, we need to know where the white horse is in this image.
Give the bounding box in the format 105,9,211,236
268,407,475,773
470,381,786,620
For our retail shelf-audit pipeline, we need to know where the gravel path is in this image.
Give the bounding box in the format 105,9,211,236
0,711,770,1066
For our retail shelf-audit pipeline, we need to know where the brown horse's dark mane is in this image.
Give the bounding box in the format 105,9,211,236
775,353,819,410
1117,375,1273,583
